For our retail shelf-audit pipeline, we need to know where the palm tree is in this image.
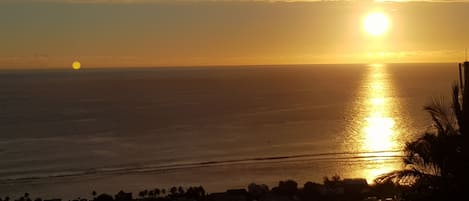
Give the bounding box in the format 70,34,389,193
376,85,468,198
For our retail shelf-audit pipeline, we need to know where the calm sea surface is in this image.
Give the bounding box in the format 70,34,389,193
0,63,459,198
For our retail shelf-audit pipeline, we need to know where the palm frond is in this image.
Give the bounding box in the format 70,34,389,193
375,169,437,186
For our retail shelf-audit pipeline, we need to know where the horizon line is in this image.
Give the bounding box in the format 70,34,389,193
0,61,460,71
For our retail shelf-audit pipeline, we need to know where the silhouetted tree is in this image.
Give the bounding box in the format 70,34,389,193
177,186,184,195
248,183,269,201
115,190,132,201
138,190,147,199
153,189,160,197
377,85,468,200
197,186,205,196
184,187,205,201
324,174,342,188
148,191,154,198
302,181,321,197
169,187,177,196
277,180,298,196
92,191,97,200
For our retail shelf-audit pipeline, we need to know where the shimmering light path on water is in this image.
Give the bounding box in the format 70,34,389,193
346,64,404,183
0,64,458,198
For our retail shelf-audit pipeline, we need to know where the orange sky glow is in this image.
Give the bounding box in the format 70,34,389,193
1,0,469,68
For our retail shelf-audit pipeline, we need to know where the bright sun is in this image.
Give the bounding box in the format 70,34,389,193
72,61,81,70
363,12,390,36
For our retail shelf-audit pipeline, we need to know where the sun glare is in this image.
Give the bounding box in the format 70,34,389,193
72,61,81,70
363,12,390,36
345,63,403,184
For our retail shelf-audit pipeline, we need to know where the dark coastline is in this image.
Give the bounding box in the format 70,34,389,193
1,177,402,201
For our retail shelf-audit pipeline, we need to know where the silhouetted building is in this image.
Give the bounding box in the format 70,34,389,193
207,189,247,201
342,178,368,194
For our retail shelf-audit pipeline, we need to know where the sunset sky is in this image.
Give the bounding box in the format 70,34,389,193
1,0,469,68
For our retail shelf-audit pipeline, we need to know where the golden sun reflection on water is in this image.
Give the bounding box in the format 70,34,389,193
348,63,403,184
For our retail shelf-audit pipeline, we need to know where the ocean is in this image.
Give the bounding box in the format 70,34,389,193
0,63,459,199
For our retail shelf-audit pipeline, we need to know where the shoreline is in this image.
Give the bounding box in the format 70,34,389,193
0,157,403,200
1,177,400,201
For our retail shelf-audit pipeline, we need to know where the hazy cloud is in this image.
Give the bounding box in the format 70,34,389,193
3,0,469,3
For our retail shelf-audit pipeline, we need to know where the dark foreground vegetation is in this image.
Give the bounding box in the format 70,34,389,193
373,80,469,201
0,176,404,201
